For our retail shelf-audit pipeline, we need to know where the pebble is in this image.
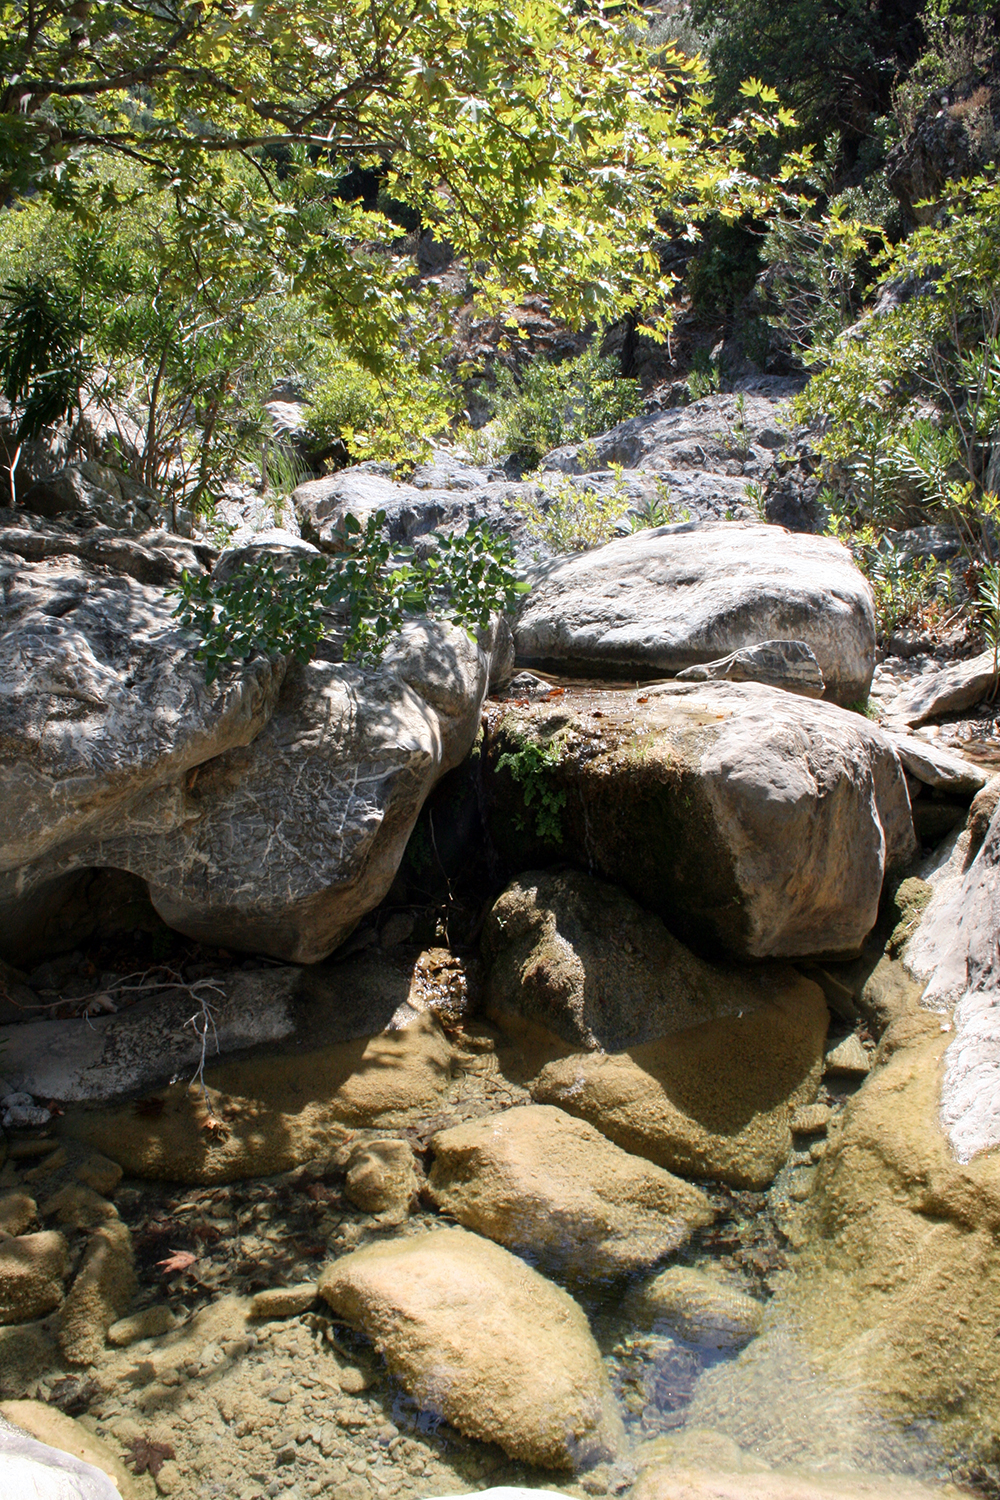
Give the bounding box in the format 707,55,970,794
269,1386,293,1404
790,1103,832,1135
251,1283,319,1319
824,1034,872,1077
107,1304,178,1346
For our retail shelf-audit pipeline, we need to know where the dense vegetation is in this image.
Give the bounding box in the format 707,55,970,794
1,0,998,665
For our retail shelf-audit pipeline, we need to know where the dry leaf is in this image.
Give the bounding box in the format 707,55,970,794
126,1438,175,1477
156,1249,197,1275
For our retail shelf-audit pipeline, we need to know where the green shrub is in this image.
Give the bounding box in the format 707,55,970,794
519,471,633,553
487,345,642,469
496,735,567,843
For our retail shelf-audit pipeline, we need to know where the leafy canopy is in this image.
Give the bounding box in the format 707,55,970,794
2,0,804,355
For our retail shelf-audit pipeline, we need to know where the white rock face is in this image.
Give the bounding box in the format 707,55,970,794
0,523,506,964
0,1412,120,1500
907,800,1000,1162
514,523,875,706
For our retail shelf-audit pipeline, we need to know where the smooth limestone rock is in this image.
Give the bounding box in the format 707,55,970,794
484,681,915,961
0,1410,122,1500
249,1284,318,1320
624,1267,763,1350
513,522,874,705
427,1104,714,1279
888,732,988,795
889,647,998,728
0,521,508,966
531,980,828,1190
483,868,829,1052
318,1226,623,1470
905,798,1000,1161
0,1401,137,1500
675,639,825,698
734,1014,1000,1471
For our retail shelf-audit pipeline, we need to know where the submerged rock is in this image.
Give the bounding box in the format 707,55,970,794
514,522,874,705
625,1267,763,1350
484,682,915,961
531,979,827,1190
631,1467,959,1500
343,1138,420,1221
57,1006,455,1183
318,1226,623,1470
428,1104,714,1279
484,868,826,1052
0,1231,68,1326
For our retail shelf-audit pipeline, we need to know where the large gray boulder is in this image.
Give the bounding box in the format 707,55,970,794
482,868,821,1051
513,522,875,706
0,520,506,965
484,682,915,961
542,391,796,477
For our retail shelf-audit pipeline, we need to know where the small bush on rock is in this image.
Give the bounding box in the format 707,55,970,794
173,512,527,681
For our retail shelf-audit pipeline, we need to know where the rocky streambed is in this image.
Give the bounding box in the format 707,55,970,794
3,390,1000,1500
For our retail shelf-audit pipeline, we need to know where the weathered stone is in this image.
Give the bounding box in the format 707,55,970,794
106,1304,178,1345
0,1191,36,1237
0,1409,122,1500
625,1267,763,1349
0,1230,68,1325
249,1284,318,1320
738,1018,1000,1471
513,523,874,705
890,648,998,728
484,682,915,961
531,981,828,1190
318,1226,623,1469
790,1105,831,1135
676,639,825,698
483,868,824,1052
888,732,988,794
428,1104,714,1279
632,1468,957,1500
905,798,1000,1161
344,1139,419,1221
0,523,509,966
0,1400,138,1499
823,1035,871,1077
58,1220,136,1365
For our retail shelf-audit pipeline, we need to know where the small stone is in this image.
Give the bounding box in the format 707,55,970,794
107,1305,178,1346
809,1140,828,1162
251,1284,319,1319
337,1366,370,1395
75,1153,123,1197
0,1191,36,1237
790,1104,831,1135
332,1480,371,1500
21,1148,68,1181
789,1169,817,1203
824,1034,871,1077
269,1386,293,1404
335,1407,369,1428
2,1099,52,1129
625,1266,763,1349
275,1444,297,1465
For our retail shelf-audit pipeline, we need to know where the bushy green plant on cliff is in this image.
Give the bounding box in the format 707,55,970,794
496,735,567,843
172,512,528,681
